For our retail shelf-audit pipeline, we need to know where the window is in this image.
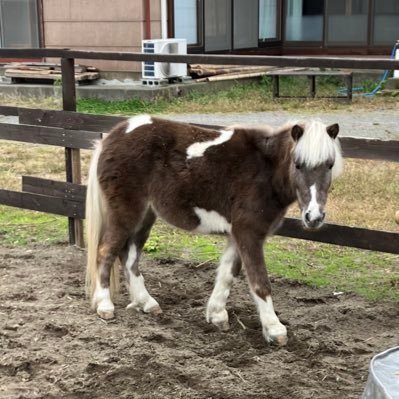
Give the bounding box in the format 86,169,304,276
204,0,232,51
174,0,198,45
373,0,399,45
0,0,39,48
285,0,324,42
326,0,368,44
259,0,279,41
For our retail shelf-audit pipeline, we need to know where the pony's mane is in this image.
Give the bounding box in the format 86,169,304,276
284,119,343,180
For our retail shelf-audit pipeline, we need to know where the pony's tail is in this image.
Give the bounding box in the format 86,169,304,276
85,141,119,306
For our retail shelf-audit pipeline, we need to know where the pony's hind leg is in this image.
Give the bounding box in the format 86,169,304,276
94,225,129,319
206,239,242,331
120,210,162,315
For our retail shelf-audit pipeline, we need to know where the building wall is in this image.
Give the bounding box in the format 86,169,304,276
42,0,162,72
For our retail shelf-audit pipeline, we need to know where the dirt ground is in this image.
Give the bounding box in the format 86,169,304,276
1,245,398,399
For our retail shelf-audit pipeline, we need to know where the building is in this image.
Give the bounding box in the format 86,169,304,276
0,0,398,74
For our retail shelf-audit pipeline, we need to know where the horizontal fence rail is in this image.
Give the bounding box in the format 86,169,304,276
1,106,398,163
1,48,399,70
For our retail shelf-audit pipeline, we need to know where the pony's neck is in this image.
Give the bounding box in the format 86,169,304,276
269,131,297,208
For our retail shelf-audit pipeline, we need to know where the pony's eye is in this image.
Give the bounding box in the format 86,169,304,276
295,163,301,170
328,164,334,170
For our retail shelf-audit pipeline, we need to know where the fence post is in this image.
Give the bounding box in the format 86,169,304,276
61,57,85,248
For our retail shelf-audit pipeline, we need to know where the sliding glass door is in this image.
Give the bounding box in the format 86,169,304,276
0,0,39,48
285,0,324,42
326,0,368,45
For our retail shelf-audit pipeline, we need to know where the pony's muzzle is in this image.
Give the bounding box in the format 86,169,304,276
303,210,325,229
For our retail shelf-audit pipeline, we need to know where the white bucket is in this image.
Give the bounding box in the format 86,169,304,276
394,42,399,78
362,346,399,399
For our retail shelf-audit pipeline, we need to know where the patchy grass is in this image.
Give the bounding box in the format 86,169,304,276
0,206,67,246
1,76,398,115
75,78,399,116
141,223,399,301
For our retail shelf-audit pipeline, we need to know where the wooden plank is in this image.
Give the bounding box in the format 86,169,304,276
18,108,125,132
22,176,86,202
267,71,353,76
0,189,85,219
0,105,19,116
5,69,99,81
0,123,102,149
5,108,399,163
195,123,399,163
276,218,399,255
61,57,84,247
0,48,399,70
340,137,399,162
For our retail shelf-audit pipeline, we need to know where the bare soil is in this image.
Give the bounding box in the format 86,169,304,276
1,245,398,399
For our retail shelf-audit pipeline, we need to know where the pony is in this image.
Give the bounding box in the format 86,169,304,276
85,115,343,346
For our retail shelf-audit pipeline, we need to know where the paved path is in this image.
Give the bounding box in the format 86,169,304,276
165,110,399,140
1,110,399,140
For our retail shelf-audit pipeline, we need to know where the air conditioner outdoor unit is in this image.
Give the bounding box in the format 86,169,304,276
142,38,187,81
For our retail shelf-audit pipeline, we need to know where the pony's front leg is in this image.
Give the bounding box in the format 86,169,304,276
206,239,241,331
233,228,287,346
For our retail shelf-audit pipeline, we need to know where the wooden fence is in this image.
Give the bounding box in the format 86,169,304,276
0,48,398,254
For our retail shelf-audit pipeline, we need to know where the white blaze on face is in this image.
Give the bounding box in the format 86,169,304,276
125,115,152,133
304,184,323,223
186,129,234,159
193,207,232,234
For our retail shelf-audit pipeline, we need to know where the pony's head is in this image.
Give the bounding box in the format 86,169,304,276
290,120,343,230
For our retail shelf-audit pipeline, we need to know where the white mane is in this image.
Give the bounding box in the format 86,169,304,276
294,120,343,179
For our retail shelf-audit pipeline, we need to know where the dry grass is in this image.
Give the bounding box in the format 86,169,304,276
0,142,91,191
1,81,399,116
287,159,399,232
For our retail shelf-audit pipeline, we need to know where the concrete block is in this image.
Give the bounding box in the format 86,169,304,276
385,78,399,90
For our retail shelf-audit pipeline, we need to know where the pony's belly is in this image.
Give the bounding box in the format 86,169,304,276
152,203,231,235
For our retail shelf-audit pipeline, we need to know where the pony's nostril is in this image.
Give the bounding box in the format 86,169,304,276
305,212,310,222
321,212,326,221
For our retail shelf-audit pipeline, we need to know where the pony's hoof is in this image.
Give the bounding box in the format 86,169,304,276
146,304,163,315
263,325,288,346
126,301,162,315
213,320,230,332
270,334,288,346
206,308,230,331
97,309,115,320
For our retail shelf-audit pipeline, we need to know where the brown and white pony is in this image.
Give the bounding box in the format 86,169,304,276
85,115,343,346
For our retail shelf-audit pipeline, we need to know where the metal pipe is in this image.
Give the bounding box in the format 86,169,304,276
161,0,168,39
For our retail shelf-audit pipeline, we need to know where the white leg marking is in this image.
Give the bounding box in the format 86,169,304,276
252,293,287,345
125,115,152,133
193,207,232,234
304,184,323,222
93,277,115,319
206,245,237,330
125,244,161,314
186,129,234,159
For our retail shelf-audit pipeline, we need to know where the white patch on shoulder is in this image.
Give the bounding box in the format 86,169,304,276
186,129,234,159
126,115,152,133
193,207,231,234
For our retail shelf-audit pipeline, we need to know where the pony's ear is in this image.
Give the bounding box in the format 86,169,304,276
327,123,339,139
291,125,304,142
